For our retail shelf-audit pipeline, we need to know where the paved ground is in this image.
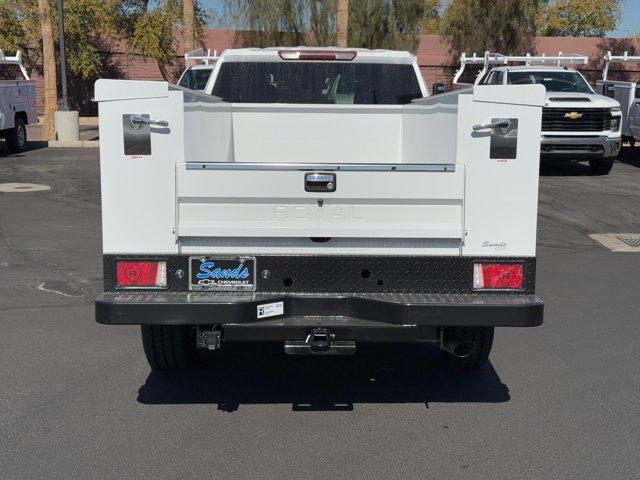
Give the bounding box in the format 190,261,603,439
27,122,100,142
1,143,639,479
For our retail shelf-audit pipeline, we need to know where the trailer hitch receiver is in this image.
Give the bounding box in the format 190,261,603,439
284,327,356,355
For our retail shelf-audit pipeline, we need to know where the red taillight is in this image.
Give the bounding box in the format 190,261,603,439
278,50,357,61
116,261,167,288
473,263,524,290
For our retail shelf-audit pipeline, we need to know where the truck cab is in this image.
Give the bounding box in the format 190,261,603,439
455,53,622,175
94,47,544,373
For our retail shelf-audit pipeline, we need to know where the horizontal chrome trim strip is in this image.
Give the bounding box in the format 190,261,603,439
185,163,456,172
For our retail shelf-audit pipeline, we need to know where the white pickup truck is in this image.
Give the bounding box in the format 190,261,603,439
0,51,37,153
94,47,544,373
455,53,622,175
597,52,640,147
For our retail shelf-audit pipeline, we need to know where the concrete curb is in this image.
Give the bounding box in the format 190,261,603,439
48,140,100,148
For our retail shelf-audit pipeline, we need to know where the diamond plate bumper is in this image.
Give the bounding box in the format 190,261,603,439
96,292,543,341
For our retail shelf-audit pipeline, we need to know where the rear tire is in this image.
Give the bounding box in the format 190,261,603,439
6,118,27,153
443,327,494,370
589,159,613,175
141,325,197,371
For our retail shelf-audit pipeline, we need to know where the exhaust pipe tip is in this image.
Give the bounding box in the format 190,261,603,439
451,340,476,358
441,333,477,359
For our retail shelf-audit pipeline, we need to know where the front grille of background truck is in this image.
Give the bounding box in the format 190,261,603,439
542,108,612,132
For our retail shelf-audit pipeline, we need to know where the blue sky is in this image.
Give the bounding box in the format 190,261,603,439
204,0,639,37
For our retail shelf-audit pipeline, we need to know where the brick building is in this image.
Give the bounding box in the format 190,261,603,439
26,29,640,115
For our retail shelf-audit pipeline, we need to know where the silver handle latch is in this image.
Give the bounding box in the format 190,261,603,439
305,172,336,192
130,114,169,129
472,119,511,132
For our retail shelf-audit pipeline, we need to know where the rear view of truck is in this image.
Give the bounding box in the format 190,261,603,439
95,48,544,373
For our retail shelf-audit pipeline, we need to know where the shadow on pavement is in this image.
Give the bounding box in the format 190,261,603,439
540,160,593,177
616,146,640,168
137,343,509,412
0,141,49,157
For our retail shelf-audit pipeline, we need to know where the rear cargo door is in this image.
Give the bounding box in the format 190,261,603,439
176,164,464,240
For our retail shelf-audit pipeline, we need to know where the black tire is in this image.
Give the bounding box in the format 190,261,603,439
443,327,494,370
140,325,197,371
6,117,27,153
589,159,613,175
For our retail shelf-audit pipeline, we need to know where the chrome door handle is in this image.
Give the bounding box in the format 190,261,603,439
472,119,511,132
130,114,169,129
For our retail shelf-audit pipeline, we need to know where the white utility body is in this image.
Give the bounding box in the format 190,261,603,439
95,47,544,371
0,50,37,153
455,52,622,175
597,51,640,145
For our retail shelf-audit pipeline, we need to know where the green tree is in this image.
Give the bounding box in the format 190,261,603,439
422,0,441,34
122,0,209,81
348,0,427,51
223,0,308,48
536,0,622,37
0,0,117,79
225,0,427,52
442,0,544,55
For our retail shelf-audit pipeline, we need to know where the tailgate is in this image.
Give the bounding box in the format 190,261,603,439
176,164,464,240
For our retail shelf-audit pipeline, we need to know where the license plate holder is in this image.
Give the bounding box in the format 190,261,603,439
189,256,256,291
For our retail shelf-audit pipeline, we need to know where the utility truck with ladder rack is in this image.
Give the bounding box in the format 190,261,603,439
597,52,640,147
94,47,544,373
0,50,37,153
455,52,622,175
177,48,219,92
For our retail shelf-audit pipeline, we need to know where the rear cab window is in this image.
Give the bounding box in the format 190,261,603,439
178,68,213,90
211,61,423,105
506,71,593,93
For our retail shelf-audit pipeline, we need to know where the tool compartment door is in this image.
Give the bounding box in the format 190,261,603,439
176,165,464,240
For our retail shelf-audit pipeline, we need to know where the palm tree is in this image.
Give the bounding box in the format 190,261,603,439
183,0,195,65
37,0,58,140
337,0,349,47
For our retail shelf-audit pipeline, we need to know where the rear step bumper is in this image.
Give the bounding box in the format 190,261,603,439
96,292,543,341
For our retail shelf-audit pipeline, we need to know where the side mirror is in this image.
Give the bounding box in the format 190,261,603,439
432,83,446,95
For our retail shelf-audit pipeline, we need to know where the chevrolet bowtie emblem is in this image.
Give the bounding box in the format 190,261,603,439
564,112,583,119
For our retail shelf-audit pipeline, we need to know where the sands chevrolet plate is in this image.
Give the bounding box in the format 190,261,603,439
189,257,256,291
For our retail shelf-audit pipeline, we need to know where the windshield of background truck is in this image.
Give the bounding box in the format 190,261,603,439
178,68,213,90
507,71,593,93
211,61,423,104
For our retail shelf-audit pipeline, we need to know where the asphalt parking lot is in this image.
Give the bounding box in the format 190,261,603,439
1,144,639,479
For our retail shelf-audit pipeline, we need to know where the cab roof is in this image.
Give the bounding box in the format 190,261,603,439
218,47,417,64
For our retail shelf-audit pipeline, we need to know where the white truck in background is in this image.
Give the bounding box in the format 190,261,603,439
0,50,37,153
597,52,640,147
177,48,218,92
94,47,544,374
455,52,622,175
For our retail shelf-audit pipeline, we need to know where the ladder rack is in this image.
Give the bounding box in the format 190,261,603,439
454,51,589,85
602,51,640,80
184,48,219,66
0,50,30,80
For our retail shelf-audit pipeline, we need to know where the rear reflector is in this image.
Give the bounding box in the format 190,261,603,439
473,263,524,290
278,50,357,61
116,261,167,288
